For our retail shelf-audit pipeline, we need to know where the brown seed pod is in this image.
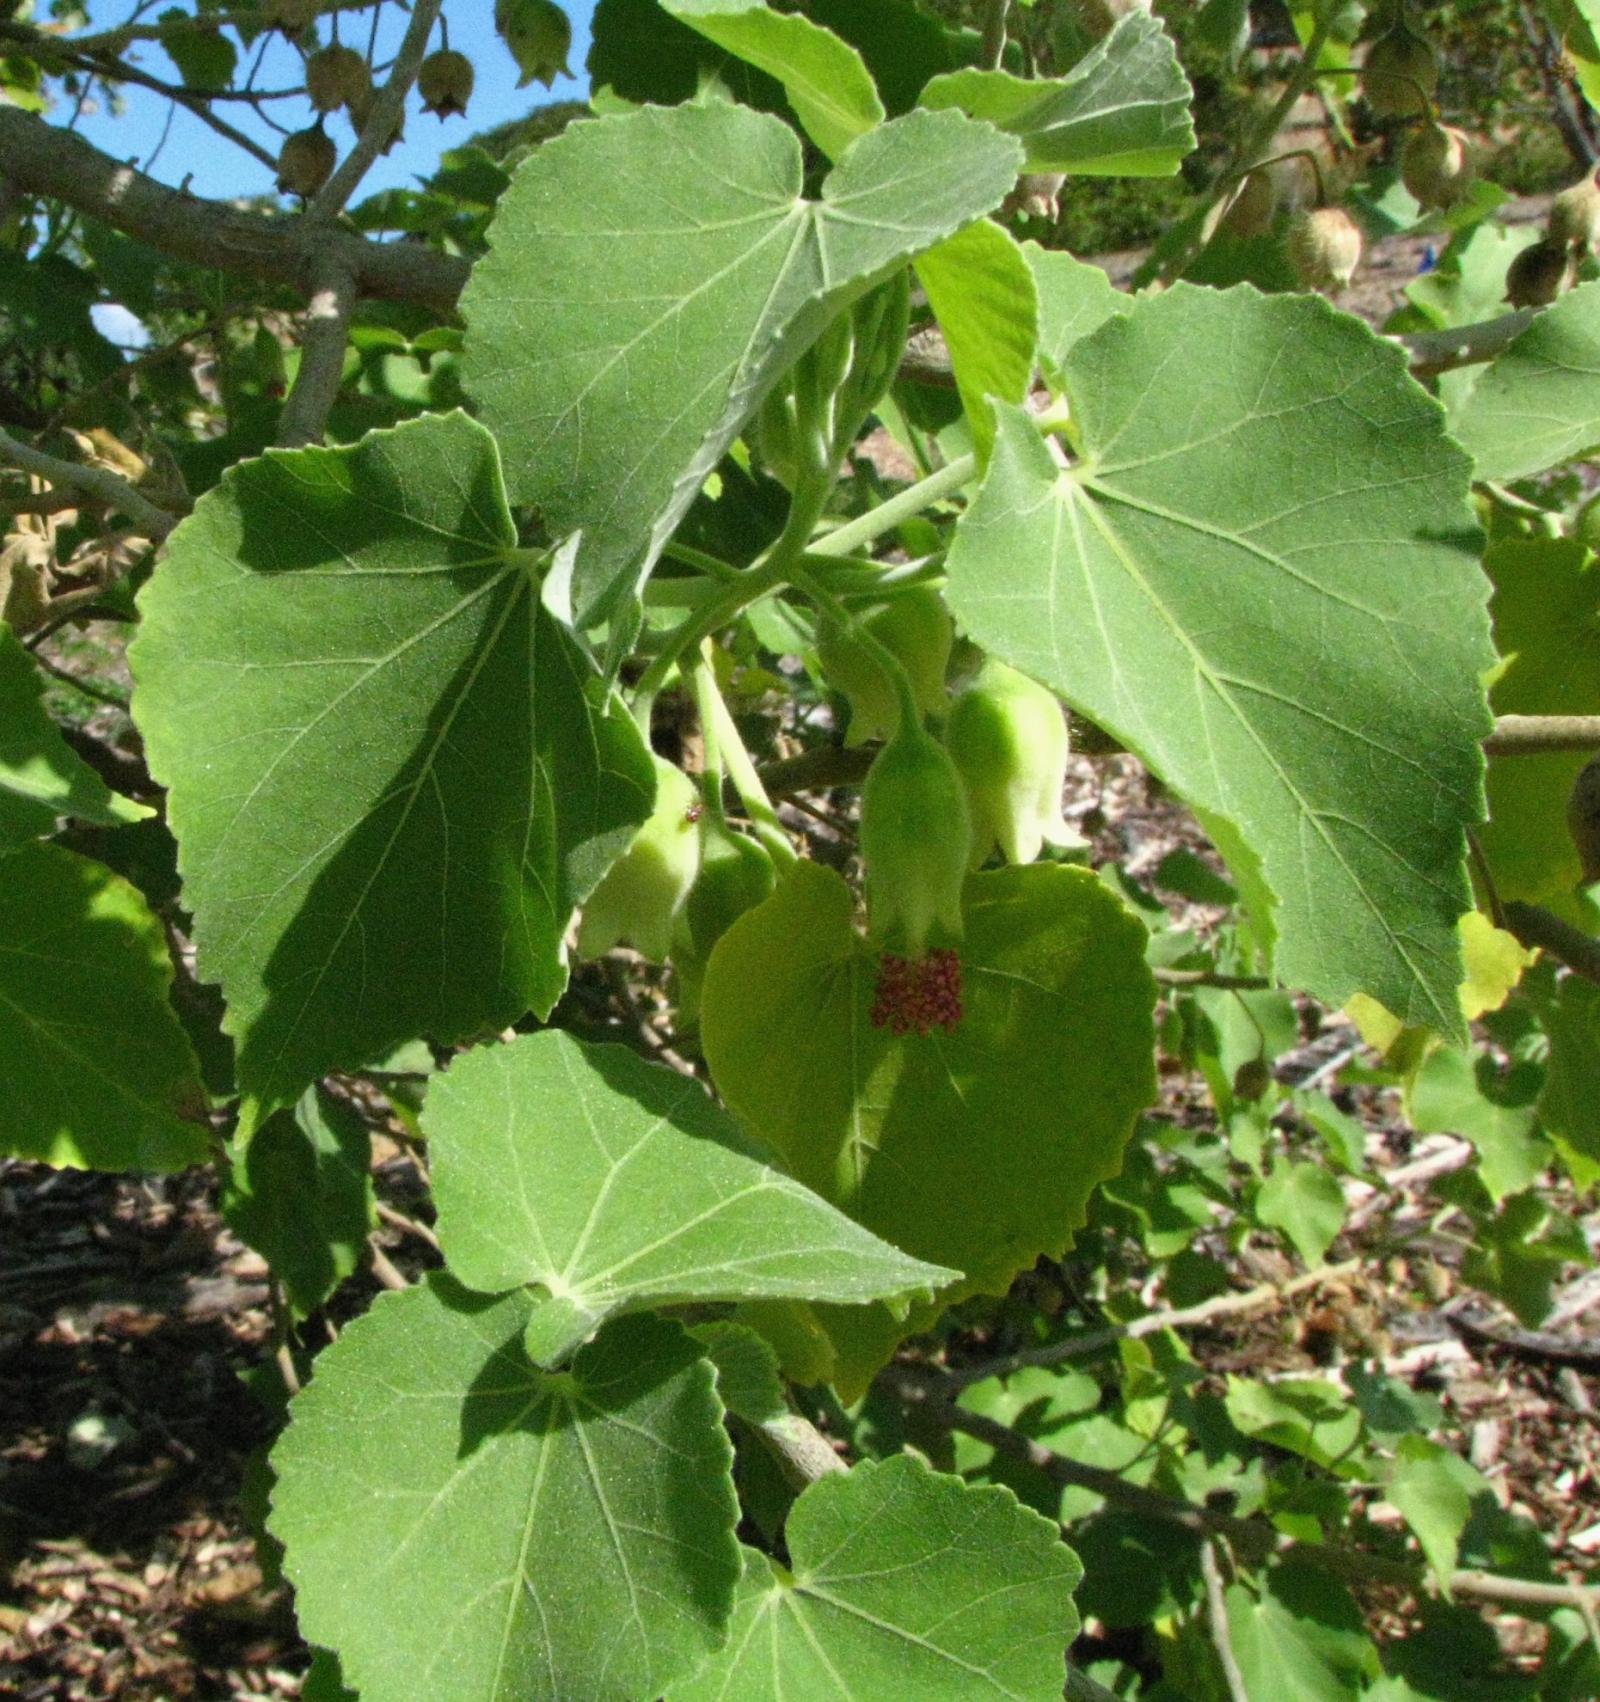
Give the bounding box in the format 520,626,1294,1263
1548,171,1600,254
1505,238,1576,309
1568,754,1600,884
305,45,372,116
1400,123,1473,210
1287,207,1363,294
1361,22,1438,121
417,48,475,119
275,125,337,199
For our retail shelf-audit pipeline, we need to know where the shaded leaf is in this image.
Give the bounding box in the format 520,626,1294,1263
1227,1563,1378,1702
0,841,206,1170
1257,1161,1345,1266
424,1029,956,1365
946,287,1492,1039
1387,1436,1484,1592
0,622,149,851
130,413,654,1116
270,1281,740,1702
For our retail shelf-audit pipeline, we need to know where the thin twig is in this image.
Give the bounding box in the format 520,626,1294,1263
945,1261,1361,1388
0,428,175,537
1155,968,1273,990
1202,1540,1250,1702
309,0,443,221
366,1239,410,1291
1503,900,1600,987
1483,714,1600,755
374,1200,441,1253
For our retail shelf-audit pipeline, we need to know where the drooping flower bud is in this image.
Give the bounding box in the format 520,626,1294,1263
494,0,571,89
1220,170,1277,239
1400,123,1473,211
1505,238,1575,309
276,125,337,199
679,821,777,963
305,45,372,116
576,757,702,962
945,660,1079,867
418,48,474,118
1548,171,1600,254
262,0,319,38
1360,20,1437,121
1568,755,1600,884
1287,207,1362,294
859,719,970,959
815,588,953,747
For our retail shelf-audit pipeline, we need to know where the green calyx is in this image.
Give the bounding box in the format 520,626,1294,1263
945,660,1080,867
681,821,777,963
815,587,953,746
1360,21,1437,121
576,756,701,962
859,719,970,958
494,0,571,89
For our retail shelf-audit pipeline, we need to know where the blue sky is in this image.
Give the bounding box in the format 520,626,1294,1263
61,1,598,203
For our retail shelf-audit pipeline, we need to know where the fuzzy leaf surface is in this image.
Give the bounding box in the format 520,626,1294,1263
918,9,1195,176
661,0,884,159
946,287,1493,1039
668,1455,1080,1701
270,1282,739,1702
130,413,654,1114
1453,281,1600,481
0,841,205,1169
425,1029,956,1365
0,622,148,851
701,861,1155,1390
461,102,1021,622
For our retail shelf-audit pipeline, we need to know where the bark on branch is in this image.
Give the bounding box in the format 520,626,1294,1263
0,106,468,316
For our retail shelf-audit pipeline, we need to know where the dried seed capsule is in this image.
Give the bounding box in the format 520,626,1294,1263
945,660,1078,867
815,588,953,747
1287,207,1363,294
305,45,371,117
417,48,474,118
1548,171,1600,254
859,720,970,958
1400,122,1473,210
1220,170,1278,239
1361,21,1437,121
576,757,702,961
275,125,336,199
1568,755,1600,884
1505,239,1575,309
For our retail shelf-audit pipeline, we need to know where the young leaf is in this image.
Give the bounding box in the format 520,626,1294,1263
946,287,1493,1041
1256,1160,1346,1267
423,1029,957,1366
130,413,655,1116
0,841,206,1170
701,861,1156,1392
1386,1436,1484,1593
666,1455,1081,1700
270,1281,740,1702
914,219,1038,464
1452,281,1600,481
221,1086,374,1317
661,0,884,160
918,9,1196,176
0,622,149,851
1226,1563,1379,1702
461,102,1022,623
1409,1046,1548,1202
1477,539,1600,905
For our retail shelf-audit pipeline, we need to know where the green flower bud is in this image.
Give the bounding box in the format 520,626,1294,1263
1287,207,1362,295
815,588,953,747
1568,754,1600,884
681,821,777,962
945,660,1079,867
418,48,474,118
1400,123,1473,211
859,720,970,958
494,0,571,89
1505,238,1575,309
1548,171,1600,253
1360,22,1437,121
576,757,701,961
276,124,337,199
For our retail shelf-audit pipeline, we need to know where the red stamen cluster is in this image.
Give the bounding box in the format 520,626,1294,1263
869,948,963,1037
